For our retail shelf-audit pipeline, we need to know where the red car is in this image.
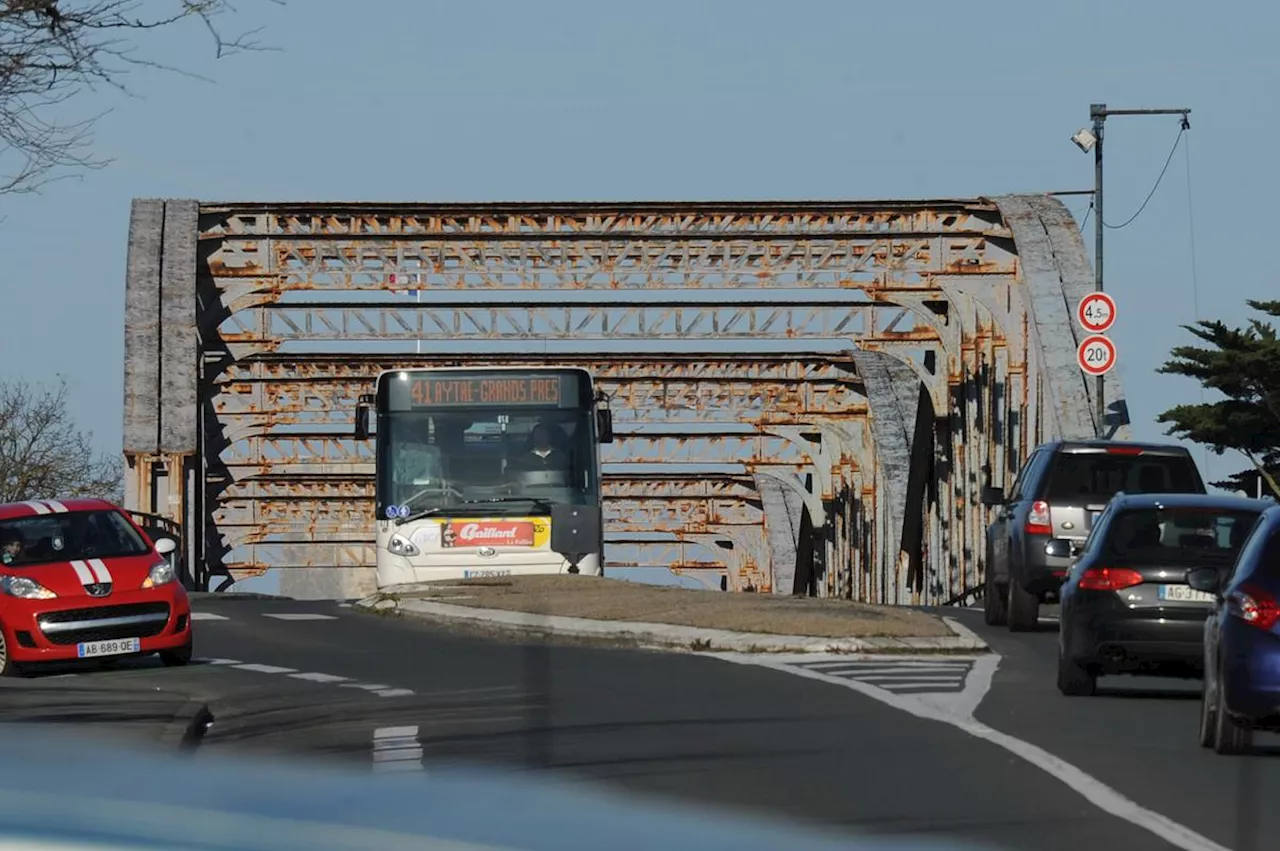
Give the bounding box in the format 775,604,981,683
0,497,193,676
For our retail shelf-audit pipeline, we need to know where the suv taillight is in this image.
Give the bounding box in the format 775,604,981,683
1226,584,1280,631
1077,567,1144,592
1025,500,1052,536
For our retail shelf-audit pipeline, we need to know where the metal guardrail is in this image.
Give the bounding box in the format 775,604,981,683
126,511,203,592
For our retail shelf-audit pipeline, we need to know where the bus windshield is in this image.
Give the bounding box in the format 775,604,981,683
377,407,599,519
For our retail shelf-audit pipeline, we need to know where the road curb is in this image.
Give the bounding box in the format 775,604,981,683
353,595,989,655
188,592,295,601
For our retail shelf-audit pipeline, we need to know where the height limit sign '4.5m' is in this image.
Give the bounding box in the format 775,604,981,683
1076,292,1117,334
1077,334,1117,377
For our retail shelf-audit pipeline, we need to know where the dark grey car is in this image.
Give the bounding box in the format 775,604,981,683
1057,492,1271,696
981,440,1206,631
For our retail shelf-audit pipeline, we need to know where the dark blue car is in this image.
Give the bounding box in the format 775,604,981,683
1191,502,1280,754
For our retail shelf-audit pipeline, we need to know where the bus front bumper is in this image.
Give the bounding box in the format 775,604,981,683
377,552,602,587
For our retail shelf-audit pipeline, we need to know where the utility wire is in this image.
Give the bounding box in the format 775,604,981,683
1182,126,1211,477
1104,121,1188,230
1078,201,1093,233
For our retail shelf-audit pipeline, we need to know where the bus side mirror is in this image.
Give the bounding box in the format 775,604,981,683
354,403,371,441
596,408,614,444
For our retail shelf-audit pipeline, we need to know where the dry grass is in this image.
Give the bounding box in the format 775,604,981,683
393,575,950,638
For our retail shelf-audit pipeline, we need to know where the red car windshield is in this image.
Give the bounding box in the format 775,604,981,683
0,509,150,568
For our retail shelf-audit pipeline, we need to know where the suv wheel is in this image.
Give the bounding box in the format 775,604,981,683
983,546,1008,627
1007,578,1040,632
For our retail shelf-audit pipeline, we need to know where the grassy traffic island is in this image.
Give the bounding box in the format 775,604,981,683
363,574,955,640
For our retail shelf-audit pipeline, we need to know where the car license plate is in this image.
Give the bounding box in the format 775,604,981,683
463,569,512,579
1158,585,1214,604
76,637,141,658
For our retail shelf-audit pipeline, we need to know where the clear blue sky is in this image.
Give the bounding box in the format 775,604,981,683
1,0,1276,492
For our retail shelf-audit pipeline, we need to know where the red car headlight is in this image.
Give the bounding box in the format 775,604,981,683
141,560,176,589
1,575,56,600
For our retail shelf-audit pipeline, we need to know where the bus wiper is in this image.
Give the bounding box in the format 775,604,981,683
395,498,553,526
458,497,554,512
394,506,447,526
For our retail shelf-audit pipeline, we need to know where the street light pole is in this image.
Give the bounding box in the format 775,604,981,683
1091,104,1106,436
1075,104,1191,438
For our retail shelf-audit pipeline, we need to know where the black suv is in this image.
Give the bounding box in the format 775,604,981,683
981,440,1207,631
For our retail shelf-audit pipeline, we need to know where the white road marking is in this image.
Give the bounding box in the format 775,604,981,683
793,658,974,695
372,725,424,773
289,671,349,683
262,613,337,621
191,612,229,621
715,651,1228,851
233,663,297,675
192,658,414,699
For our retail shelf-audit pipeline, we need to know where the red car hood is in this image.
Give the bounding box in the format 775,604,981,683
4,553,161,599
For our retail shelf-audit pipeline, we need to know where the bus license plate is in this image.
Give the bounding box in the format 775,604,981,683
464,570,512,579
77,637,141,658
1158,585,1214,604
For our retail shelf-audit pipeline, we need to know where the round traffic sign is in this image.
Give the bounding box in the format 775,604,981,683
1077,334,1117,376
1077,292,1117,334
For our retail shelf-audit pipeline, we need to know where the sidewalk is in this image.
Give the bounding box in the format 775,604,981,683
356,575,987,655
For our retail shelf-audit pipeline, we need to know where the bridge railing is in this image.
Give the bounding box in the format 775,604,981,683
126,511,203,592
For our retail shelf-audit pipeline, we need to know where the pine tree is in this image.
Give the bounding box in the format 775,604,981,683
1157,300,1280,496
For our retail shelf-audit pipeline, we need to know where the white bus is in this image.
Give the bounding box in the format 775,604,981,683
354,366,613,589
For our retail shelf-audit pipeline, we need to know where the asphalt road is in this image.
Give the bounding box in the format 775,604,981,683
3,596,1274,850
947,604,1280,851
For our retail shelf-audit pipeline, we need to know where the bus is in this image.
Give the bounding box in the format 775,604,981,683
354,366,613,589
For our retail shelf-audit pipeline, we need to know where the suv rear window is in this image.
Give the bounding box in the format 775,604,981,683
1107,507,1261,565
1042,451,1202,503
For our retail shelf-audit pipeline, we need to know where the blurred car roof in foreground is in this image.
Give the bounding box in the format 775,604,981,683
0,723,996,851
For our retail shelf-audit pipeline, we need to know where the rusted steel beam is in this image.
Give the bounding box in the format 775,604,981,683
212,493,765,542
214,432,821,472
215,354,862,385
604,475,760,500
216,302,931,348
210,375,867,424
236,238,1011,289
201,199,1005,240
605,497,764,529
215,474,762,503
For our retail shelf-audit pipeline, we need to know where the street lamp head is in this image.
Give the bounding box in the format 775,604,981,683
1071,128,1097,153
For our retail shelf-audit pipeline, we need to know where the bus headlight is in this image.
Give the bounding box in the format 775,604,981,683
388,534,419,557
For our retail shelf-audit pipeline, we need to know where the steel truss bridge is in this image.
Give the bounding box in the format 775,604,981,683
121,196,1128,601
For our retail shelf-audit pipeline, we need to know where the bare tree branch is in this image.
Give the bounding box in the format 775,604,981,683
0,0,280,196
0,376,122,503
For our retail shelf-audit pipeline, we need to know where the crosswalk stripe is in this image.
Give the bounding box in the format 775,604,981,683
289,671,350,683
234,663,297,674
263,613,338,621
792,657,975,694
373,725,424,773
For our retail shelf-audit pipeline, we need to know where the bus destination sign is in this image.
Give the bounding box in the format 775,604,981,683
409,375,564,408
